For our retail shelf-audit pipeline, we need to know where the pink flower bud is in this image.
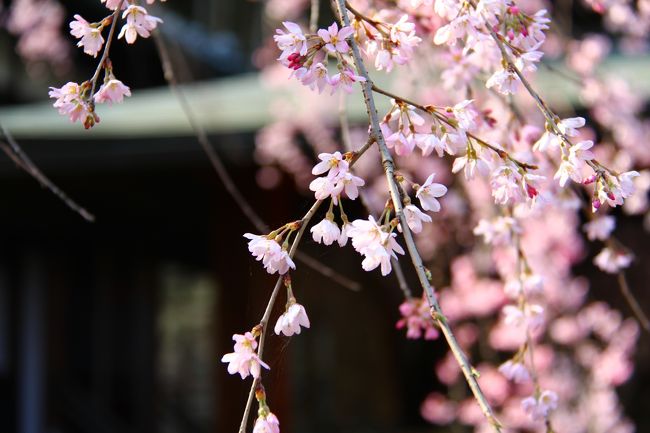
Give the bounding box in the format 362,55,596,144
508,5,520,15
582,175,597,185
592,199,601,210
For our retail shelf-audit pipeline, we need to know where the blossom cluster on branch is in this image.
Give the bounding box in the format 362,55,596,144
46,1,650,433
47,0,164,129
243,0,648,432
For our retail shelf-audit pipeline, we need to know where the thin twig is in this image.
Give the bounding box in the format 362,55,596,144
335,1,502,430
310,0,320,32
151,30,361,292
488,7,649,337
89,1,125,99
0,124,95,222
370,84,537,171
237,128,377,433
339,93,413,299
618,271,650,333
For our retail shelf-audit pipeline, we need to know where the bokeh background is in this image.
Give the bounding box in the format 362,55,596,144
0,1,649,433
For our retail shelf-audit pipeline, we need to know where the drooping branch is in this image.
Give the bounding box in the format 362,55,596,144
89,0,126,99
0,124,95,222
237,133,376,433
151,29,362,293
334,1,502,430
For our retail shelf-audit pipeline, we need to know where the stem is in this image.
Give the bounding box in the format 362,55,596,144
237,132,377,433
238,200,322,433
575,185,650,334
476,5,614,177
310,0,320,32
617,271,650,333
89,1,125,99
370,84,537,170
335,1,502,430
339,93,413,300
151,30,361,293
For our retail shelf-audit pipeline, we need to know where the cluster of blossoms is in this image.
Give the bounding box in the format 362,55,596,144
351,11,422,72
244,0,647,431
244,230,296,275
274,21,366,94
396,294,439,340
48,0,164,128
1,0,71,71
309,151,365,204
48,0,648,432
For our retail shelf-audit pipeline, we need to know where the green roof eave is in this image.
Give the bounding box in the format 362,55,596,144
0,54,649,140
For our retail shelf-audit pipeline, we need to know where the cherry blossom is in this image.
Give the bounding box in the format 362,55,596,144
274,21,307,60
253,412,280,433
348,216,405,276
310,218,341,246
402,204,432,234
415,174,448,212
221,332,270,379
94,77,131,105
593,247,633,274
69,14,104,57
396,295,439,340
583,216,616,241
498,360,530,384
474,216,521,246
49,82,99,129
244,233,296,275
486,67,519,95
274,302,310,336
534,117,585,152
452,153,490,181
312,152,348,177
317,22,353,54
118,5,162,44
521,390,558,421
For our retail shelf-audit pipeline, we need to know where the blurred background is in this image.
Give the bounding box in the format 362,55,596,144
0,1,649,433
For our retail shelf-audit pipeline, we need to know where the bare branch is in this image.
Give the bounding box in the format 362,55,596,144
0,124,95,222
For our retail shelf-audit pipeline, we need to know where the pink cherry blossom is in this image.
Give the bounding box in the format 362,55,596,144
498,359,531,383
583,216,615,241
402,204,432,233
312,151,349,177
118,5,162,44
521,390,558,421
274,302,310,336
244,233,296,275
253,412,280,433
317,22,354,54
69,14,104,57
310,218,341,245
221,332,270,379
593,247,633,273
94,78,131,104
415,174,448,212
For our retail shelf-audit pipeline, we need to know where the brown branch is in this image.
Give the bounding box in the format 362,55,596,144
151,29,361,292
238,130,377,432
618,270,650,333
335,1,502,430
89,0,125,99
0,124,95,222
370,84,537,170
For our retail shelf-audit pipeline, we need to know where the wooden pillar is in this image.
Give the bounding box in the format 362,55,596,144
18,252,45,433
